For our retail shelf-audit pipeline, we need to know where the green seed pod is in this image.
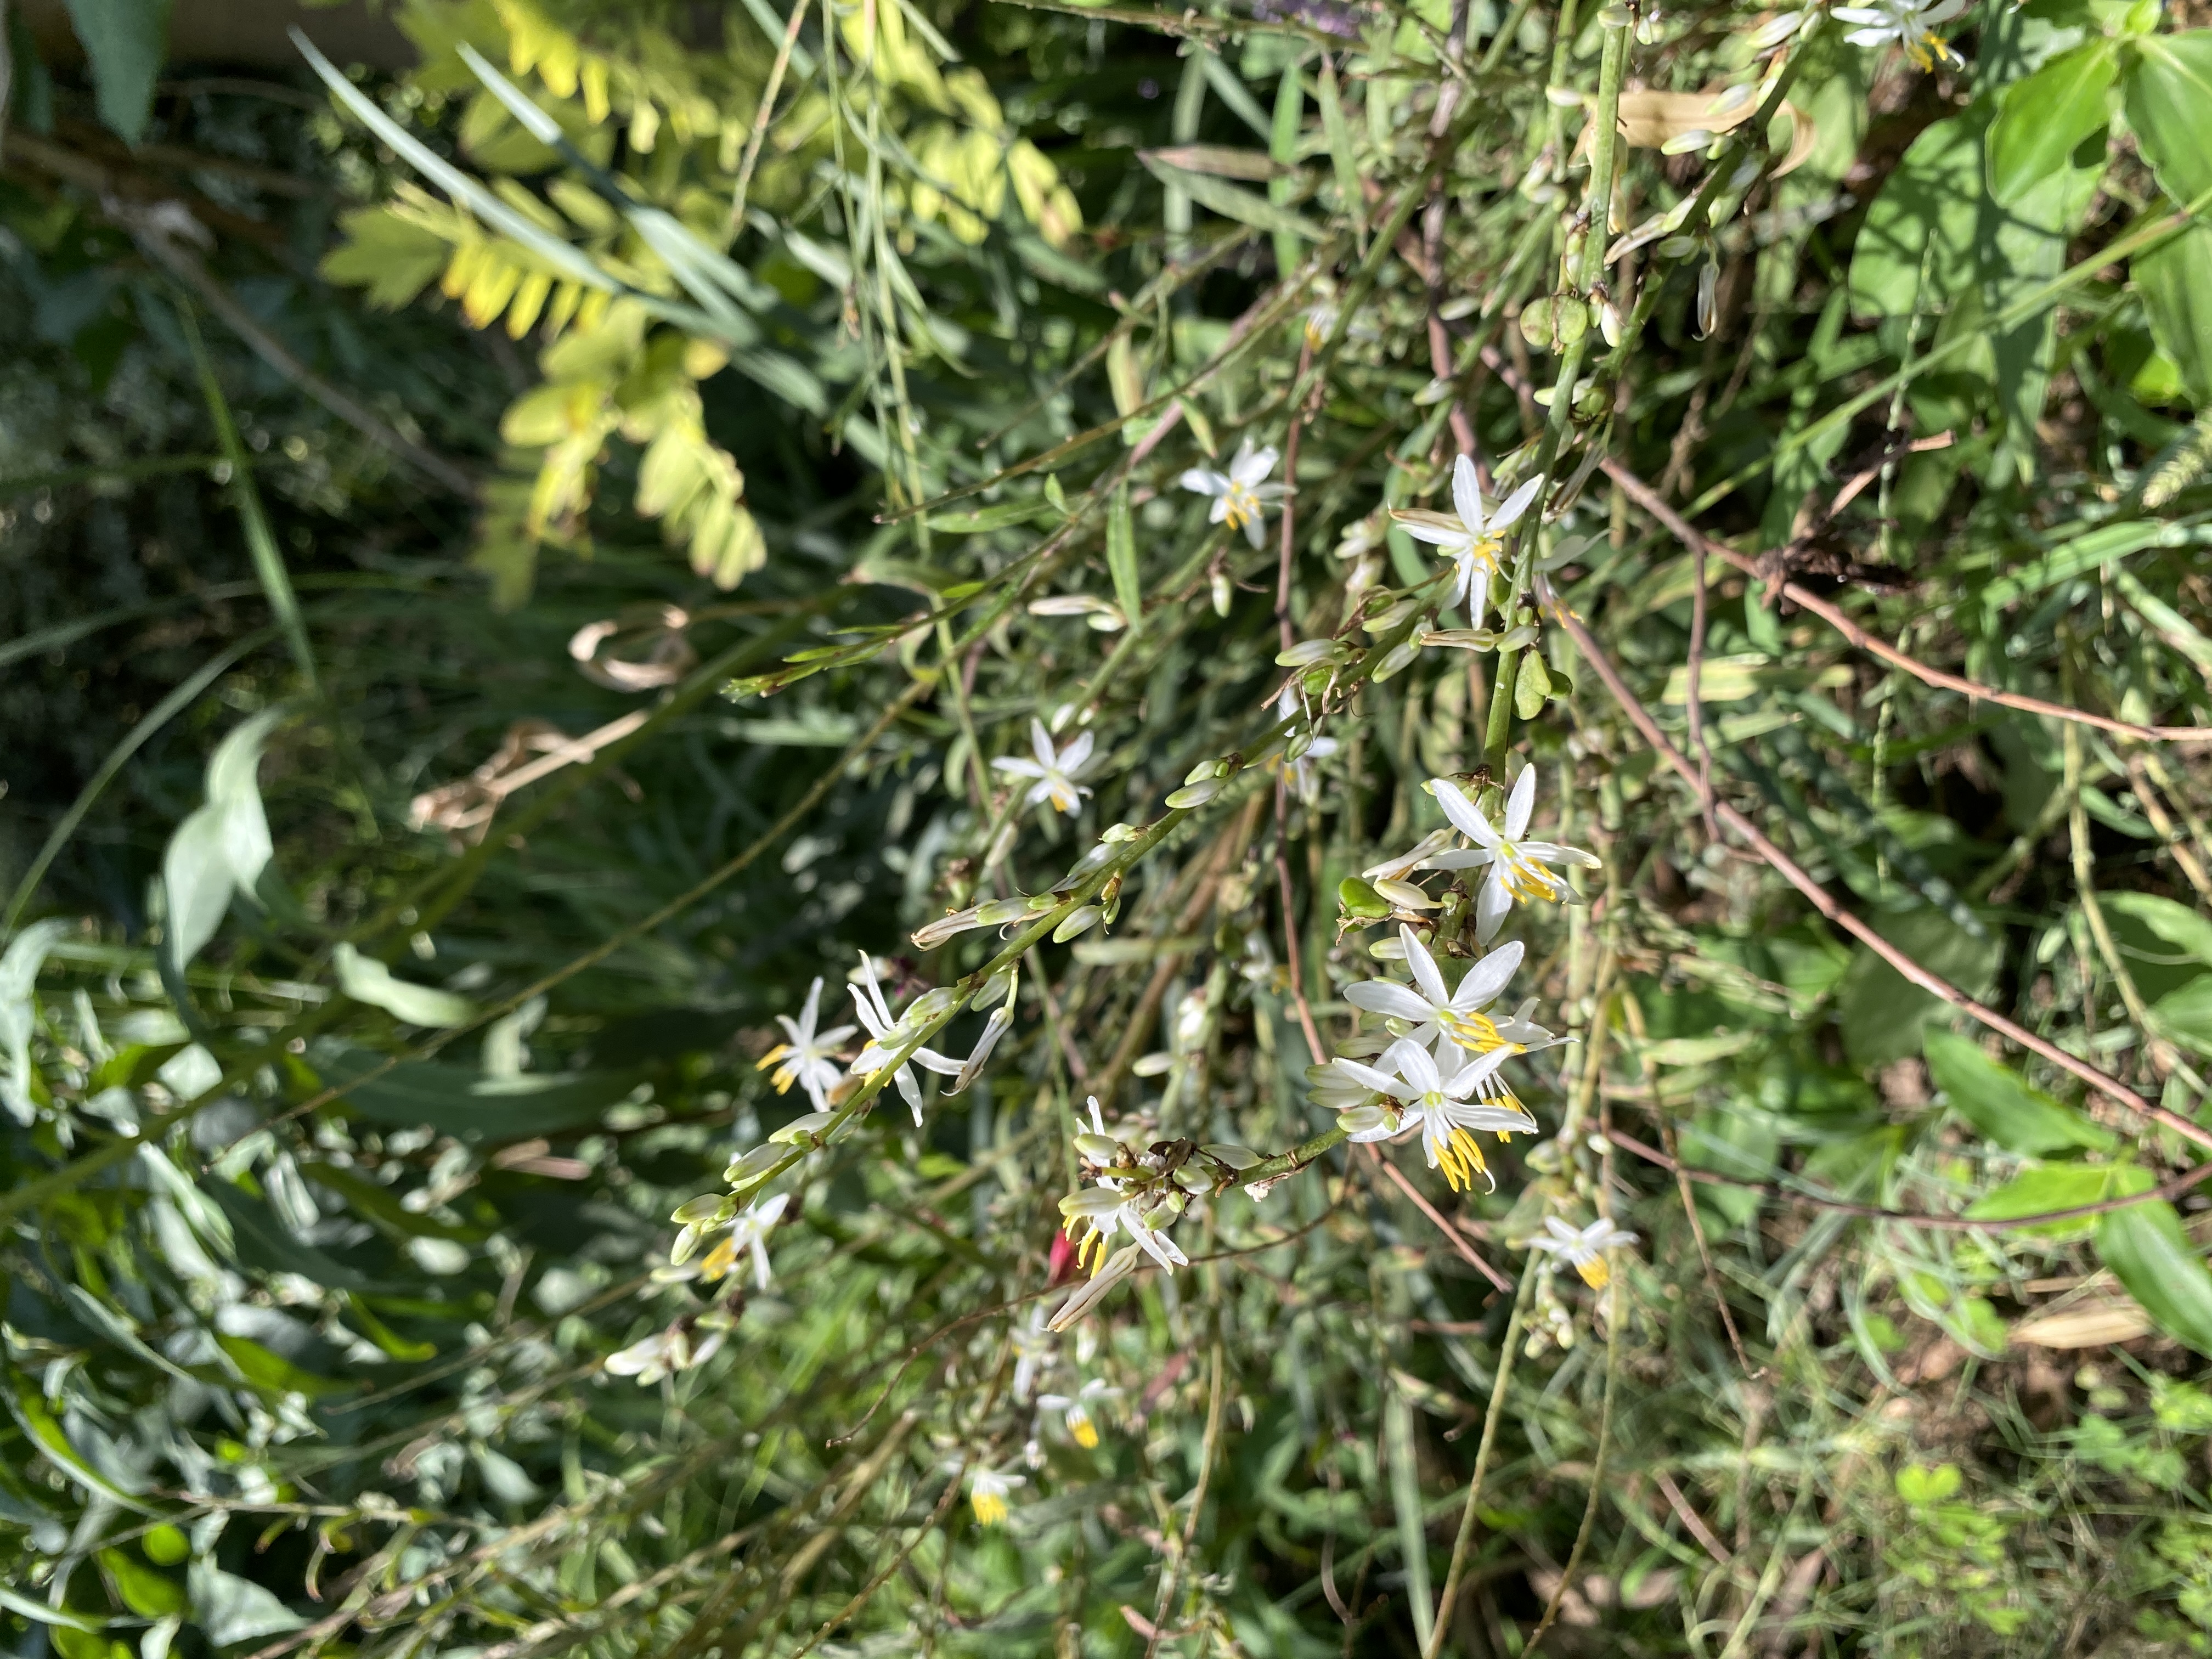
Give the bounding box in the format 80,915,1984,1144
1519,296,1556,349
1339,876,1392,919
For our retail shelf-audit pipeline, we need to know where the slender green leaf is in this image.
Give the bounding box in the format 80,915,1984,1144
1140,157,1325,242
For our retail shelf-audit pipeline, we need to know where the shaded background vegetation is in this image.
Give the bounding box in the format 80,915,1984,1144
8,0,2212,1655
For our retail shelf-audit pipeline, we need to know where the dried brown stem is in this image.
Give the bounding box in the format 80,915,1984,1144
1600,459,2212,745
1546,577,2212,1152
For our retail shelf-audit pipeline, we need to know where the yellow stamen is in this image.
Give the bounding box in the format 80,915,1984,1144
756,1045,799,1094
1435,1125,1492,1193
1439,1008,1503,1049
1068,1406,1099,1449
700,1234,738,1282
1222,484,1260,533
1498,844,1560,905
972,1491,1008,1527
1576,1256,1611,1289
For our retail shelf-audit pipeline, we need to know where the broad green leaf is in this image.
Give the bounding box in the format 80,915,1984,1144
160,708,285,972
2152,974,2212,1058
2123,30,2212,210
1836,910,2002,1068
1924,1029,2115,1154
2101,890,2212,967
332,943,477,1028
1140,157,1325,242
1988,40,2115,206
1963,1159,2140,1238
2135,222,2212,405
1848,115,1980,318
201,1180,377,1291
309,1041,643,1141
188,1558,305,1645
63,0,172,144
0,917,72,1126
2097,1197,2212,1357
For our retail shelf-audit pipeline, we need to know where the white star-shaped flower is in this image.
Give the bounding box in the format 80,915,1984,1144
1059,1098,1188,1275
1390,456,1544,625
1345,924,1541,1058
1181,439,1286,550
1037,1377,1120,1448
1423,770,1600,943
966,1463,1025,1526
1327,1036,1537,1191
699,1190,791,1290
993,718,1095,815
847,953,962,1125
757,977,856,1111
1526,1215,1639,1288
1833,0,1963,68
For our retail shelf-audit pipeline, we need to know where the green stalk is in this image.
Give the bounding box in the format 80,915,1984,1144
176,301,319,697
1483,14,1630,777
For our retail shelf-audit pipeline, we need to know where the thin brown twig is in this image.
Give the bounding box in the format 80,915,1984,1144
1653,1468,1733,1567
1546,578,2212,1150
1368,1150,1514,1291
1686,529,1718,842
1599,459,2212,745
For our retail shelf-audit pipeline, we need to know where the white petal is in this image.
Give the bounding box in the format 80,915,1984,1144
1384,1037,1441,1094
1488,473,1544,536
1232,443,1278,486
1504,766,1538,839
1450,938,1524,1013
1422,849,1493,871
994,757,1047,778
1451,453,1483,534
1244,514,1266,550
1058,729,1096,775
1403,927,1452,1008
1396,518,1469,547
1029,718,1057,768
849,989,889,1041
795,977,823,1042
1330,1056,1411,1097
1520,840,1602,868
1429,776,1494,845
1180,467,1225,495
1346,981,1437,1023
1475,874,1511,943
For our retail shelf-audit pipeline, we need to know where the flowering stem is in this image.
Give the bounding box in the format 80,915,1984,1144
1482,15,1630,778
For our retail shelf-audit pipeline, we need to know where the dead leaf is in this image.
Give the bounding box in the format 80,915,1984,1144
1575,86,1819,178
1138,145,1286,182
2013,1296,2155,1350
